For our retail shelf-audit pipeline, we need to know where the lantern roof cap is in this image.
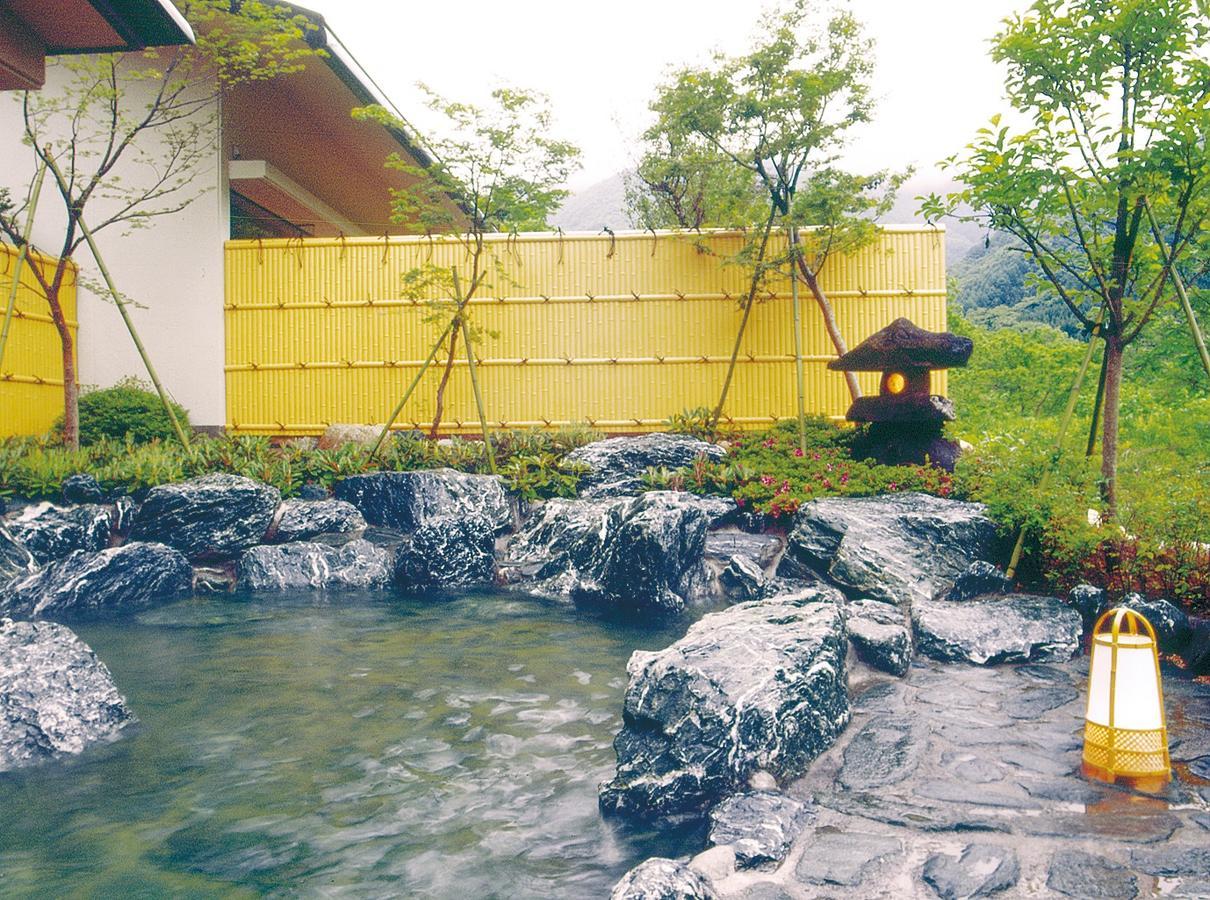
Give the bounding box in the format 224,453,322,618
828,317,973,372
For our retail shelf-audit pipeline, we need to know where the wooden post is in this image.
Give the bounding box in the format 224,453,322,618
0,160,48,375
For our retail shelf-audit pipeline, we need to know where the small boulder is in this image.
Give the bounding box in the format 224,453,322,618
317,424,385,449
568,434,726,498
270,499,366,543
395,516,496,589
1184,617,1210,676
846,599,912,676
1115,593,1191,651
783,493,998,606
0,526,36,589
599,589,849,822
1065,583,1105,627
0,618,133,772
720,555,766,603
61,473,105,505
334,469,510,534
5,502,114,564
0,542,193,620
130,474,281,560
237,540,392,591
707,791,814,869
913,594,1082,665
944,561,1012,602
610,858,717,900
297,482,329,501
921,844,1020,899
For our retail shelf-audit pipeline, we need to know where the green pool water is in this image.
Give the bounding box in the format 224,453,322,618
0,591,692,898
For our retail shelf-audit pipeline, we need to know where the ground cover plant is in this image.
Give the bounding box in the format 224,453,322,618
0,427,597,505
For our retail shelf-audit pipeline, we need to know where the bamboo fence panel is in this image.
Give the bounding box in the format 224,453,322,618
224,227,947,434
0,245,76,437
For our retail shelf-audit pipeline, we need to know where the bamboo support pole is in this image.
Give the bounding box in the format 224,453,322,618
1006,309,1105,579
709,209,777,434
43,153,191,449
452,268,496,474
1144,201,1210,382
0,161,48,375
790,226,808,454
1086,346,1108,457
368,271,484,459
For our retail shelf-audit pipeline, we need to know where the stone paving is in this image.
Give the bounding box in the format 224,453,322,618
709,657,1210,899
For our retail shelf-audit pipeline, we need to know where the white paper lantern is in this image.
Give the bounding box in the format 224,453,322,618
1082,607,1171,789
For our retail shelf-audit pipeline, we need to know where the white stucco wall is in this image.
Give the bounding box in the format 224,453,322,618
0,58,228,428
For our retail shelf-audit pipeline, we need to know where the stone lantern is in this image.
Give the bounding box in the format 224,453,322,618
827,317,972,470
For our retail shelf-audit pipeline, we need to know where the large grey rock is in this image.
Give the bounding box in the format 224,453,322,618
568,434,726,498
505,492,735,618
846,599,912,676
599,589,849,821
707,791,814,869
921,844,1020,899
0,526,36,588
783,493,998,606
1047,850,1138,899
333,469,510,534
5,502,113,563
394,516,496,589
130,474,280,560
610,857,717,900
0,618,133,771
912,594,1082,665
237,540,392,591
0,542,192,620
270,499,366,543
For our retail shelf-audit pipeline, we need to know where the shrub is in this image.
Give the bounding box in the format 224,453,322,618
646,417,952,522
69,378,191,446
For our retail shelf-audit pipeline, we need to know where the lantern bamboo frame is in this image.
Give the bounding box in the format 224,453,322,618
1081,607,1171,790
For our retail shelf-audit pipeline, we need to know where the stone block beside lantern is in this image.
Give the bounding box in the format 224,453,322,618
828,317,973,471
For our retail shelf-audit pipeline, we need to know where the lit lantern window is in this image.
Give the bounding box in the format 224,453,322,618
1082,607,1171,791
885,372,907,394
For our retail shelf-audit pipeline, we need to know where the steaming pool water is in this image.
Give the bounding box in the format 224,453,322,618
0,590,695,898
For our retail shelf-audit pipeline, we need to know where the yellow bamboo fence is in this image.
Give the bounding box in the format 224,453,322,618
224,226,946,435
0,245,76,437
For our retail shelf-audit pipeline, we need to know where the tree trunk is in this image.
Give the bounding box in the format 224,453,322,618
46,283,79,449
429,324,459,438
798,261,861,402
1099,333,1124,518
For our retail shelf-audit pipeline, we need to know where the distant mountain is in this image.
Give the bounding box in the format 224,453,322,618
550,170,985,265
550,173,632,233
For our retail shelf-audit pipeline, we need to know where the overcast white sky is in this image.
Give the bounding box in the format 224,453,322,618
302,0,1026,190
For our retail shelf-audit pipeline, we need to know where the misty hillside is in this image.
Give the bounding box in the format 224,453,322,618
551,171,984,265
550,173,632,233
